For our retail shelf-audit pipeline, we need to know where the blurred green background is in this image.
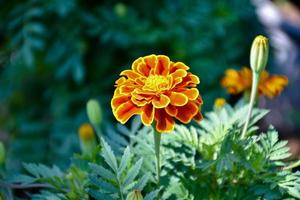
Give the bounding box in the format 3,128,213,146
0,0,262,170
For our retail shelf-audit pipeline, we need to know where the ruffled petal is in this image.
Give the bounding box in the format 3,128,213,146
141,103,155,125
169,92,188,106
152,94,170,108
193,112,203,122
175,102,199,123
182,88,199,100
155,109,175,133
165,104,177,117
170,62,189,73
120,70,141,80
143,55,158,74
111,95,130,111
114,101,141,124
154,55,170,76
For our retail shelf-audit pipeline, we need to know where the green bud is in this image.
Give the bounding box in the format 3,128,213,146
0,142,5,165
114,3,127,18
126,190,143,200
78,123,97,156
250,35,269,73
86,99,102,126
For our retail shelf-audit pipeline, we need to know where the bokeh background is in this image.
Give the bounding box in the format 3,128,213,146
0,0,299,171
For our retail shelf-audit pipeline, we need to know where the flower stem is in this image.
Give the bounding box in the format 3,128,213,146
283,160,300,171
153,128,161,186
241,72,260,139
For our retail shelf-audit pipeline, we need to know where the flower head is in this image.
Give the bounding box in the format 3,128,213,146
250,35,269,73
214,98,226,109
78,123,95,141
111,54,203,132
221,67,288,98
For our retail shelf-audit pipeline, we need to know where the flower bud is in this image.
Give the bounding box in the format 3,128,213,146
250,35,269,73
78,123,97,156
114,3,127,18
86,99,102,126
126,190,143,200
214,98,226,109
0,142,5,165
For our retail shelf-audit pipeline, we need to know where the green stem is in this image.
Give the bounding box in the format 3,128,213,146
283,160,300,171
153,128,161,186
241,72,260,139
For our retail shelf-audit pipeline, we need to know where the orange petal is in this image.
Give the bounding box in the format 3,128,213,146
119,85,135,94
170,69,187,80
143,55,157,70
155,55,170,76
141,103,155,125
137,62,151,77
169,92,188,106
132,57,143,72
120,70,140,80
170,62,189,73
115,77,127,86
131,97,148,107
175,102,199,123
165,104,177,116
193,112,203,122
152,94,170,108
111,95,130,111
182,88,199,100
114,101,141,124
154,109,175,133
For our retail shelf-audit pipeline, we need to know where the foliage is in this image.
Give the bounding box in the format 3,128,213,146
1,102,300,199
0,0,262,167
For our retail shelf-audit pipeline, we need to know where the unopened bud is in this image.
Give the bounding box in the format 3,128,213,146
0,142,5,165
126,190,143,200
250,35,269,73
87,99,102,126
78,123,97,155
214,98,226,109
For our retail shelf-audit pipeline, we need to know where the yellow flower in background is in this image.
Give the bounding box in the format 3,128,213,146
221,67,288,98
78,123,95,141
111,54,203,133
214,98,226,109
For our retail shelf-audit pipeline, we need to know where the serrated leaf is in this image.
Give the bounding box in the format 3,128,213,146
123,158,143,187
144,189,160,200
89,163,116,181
118,146,131,175
101,138,118,173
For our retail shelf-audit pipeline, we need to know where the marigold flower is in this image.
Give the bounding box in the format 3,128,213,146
221,67,288,98
78,123,95,141
214,98,226,109
111,54,203,132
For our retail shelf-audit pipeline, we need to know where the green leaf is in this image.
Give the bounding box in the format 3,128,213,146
101,138,118,173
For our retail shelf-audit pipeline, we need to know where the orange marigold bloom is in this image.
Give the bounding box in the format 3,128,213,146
111,54,203,133
221,67,288,98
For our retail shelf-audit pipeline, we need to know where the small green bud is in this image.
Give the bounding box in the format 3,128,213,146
114,3,127,18
126,190,143,200
250,35,269,73
0,142,5,165
86,99,102,126
78,123,97,156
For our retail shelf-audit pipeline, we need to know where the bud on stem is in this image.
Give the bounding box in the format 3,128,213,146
78,123,97,156
126,190,143,200
250,35,269,73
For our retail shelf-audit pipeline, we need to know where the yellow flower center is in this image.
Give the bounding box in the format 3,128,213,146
143,75,169,92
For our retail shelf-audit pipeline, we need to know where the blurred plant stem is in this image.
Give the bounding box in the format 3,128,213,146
153,127,161,186
241,72,260,139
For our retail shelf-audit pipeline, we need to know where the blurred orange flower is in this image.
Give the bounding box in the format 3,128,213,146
221,67,288,98
111,54,203,133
